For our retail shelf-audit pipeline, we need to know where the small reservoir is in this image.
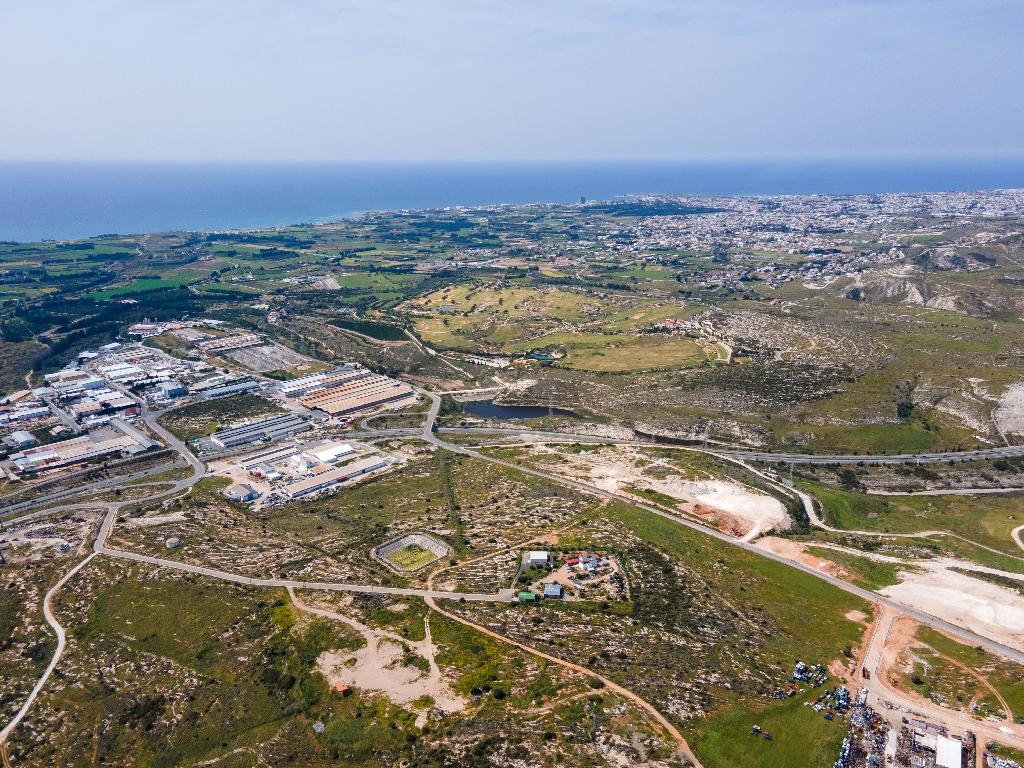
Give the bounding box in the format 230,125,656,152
461,401,583,420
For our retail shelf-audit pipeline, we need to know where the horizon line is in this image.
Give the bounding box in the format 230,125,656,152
4,153,1024,166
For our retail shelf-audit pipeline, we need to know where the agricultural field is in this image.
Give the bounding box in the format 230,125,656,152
405,283,708,372
2,193,1023,451
386,543,439,571
376,533,450,573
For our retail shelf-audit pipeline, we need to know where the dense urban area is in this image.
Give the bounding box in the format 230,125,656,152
2,190,1024,768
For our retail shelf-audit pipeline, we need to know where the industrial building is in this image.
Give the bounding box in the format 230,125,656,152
276,366,365,398
8,430,37,448
10,418,157,473
201,379,261,399
278,365,416,417
67,391,136,420
210,413,310,449
281,456,388,500
237,444,301,472
156,380,187,398
298,373,415,416
0,405,52,425
224,483,261,502
44,370,106,392
304,442,354,464
197,333,262,353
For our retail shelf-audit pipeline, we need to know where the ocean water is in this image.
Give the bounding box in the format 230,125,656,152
1,159,1024,242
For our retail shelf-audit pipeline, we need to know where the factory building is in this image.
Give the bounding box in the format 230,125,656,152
44,370,107,393
298,373,415,416
8,430,37,448
210,413,310,449
10,418,157,473
156,380,187,399
201,379,261,399
224,483,261,502
281,457,388,500
276,366,364,399
237,444,301,471
0,406,52,425
197,333,263,353
276,365,415,417
304,442,354,464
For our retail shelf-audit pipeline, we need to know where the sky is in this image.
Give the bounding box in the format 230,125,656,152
2,0,1022,162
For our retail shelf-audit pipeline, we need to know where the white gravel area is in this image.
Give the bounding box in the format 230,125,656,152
995,381,1024,437
880,567,1024,651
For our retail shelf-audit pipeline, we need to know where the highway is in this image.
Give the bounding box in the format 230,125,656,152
413,406,1024,664
720,445,1024,465
348,423,1024,465
0,458,185,520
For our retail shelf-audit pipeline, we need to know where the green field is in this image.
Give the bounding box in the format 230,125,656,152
799,480,1024,556
559,335,707,372
86,276,195,300
804,546,907,590
899,626,1024,719
329,317,408,341
604,504,868,768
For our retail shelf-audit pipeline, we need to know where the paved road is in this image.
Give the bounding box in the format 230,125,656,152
0,459,184,519
6,383,1024,754
351,423,1024,465
93,540,516,602
722,445,1024,465
861,608,1024,750
92,389,515,601
416,411,1024,664
868,487,1024,497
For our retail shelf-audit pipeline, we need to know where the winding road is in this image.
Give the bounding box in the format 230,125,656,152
0,552,97,746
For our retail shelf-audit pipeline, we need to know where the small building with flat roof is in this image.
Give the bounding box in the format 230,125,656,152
527,550,551,567
225,483,261,503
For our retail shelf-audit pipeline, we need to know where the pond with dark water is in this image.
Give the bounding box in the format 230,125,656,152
461,401,583,420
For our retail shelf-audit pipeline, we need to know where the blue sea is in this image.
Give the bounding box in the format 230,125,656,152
2,159,1024,242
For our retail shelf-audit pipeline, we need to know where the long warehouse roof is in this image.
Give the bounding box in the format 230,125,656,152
282,457,387,496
